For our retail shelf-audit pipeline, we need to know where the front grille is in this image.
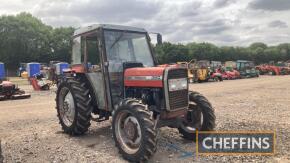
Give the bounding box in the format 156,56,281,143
169,90,188,110
167,68,188,110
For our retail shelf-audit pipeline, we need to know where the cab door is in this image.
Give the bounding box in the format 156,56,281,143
81,34,110,111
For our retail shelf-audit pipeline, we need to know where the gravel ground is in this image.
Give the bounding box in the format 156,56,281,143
0,76,289,163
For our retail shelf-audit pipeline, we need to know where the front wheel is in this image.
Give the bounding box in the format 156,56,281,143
178,91,215,141
112,99,157,162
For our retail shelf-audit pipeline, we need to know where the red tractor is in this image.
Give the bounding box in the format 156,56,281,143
56,24,215,162
256,64,279,75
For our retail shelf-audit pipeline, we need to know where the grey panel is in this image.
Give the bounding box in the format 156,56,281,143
86,72,106,110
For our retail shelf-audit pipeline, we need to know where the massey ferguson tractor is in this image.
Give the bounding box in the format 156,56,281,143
56,24,215,162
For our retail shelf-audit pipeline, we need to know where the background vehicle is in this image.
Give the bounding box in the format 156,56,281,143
0,80,31,100
30,73,51,90
210,61,222,70
208,69,223,81
177,59,196,83
275,61,290,75
195,60,210,82
220,61,240,80
47,61,69,85
55,24,215,162
209,61,223,81
236,60,259,78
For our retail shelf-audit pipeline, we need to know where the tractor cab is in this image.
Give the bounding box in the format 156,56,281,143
70,25,158,110
236,60,259,78
56,24,215,162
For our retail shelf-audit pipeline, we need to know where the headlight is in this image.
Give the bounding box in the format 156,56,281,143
168,78,187,91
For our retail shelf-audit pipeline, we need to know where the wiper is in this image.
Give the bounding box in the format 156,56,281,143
110,31,125,49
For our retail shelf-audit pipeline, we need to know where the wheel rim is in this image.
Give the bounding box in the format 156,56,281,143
59,88,75,127
181,106,204,133
115,111,142,154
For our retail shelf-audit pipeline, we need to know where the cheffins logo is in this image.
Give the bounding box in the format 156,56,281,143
196,131,275,155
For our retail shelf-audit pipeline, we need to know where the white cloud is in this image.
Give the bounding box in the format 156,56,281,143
0,0,289,46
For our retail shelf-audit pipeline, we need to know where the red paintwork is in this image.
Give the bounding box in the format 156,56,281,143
124,67,166,87
268,66,280,75
210,72,222,78
125,80,163,87
256,65,281,75
216,68,240,79
125,67,165,76
29,78,41,91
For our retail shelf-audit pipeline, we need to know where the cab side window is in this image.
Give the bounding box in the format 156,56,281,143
85,36,101,72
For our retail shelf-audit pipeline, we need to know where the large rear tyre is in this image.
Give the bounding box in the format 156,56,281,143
112,99,157,162
56,78,92,135
178,91,215,141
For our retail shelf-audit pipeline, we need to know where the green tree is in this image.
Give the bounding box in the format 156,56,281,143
0,12,74,70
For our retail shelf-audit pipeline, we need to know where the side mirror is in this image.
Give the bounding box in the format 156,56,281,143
157,33,162,45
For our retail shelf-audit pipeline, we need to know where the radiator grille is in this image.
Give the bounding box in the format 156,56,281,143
167,68,188,110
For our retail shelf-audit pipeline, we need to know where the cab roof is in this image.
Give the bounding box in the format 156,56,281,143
73,24,147,37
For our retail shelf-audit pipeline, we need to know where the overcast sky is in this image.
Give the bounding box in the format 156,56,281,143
0,0,289,46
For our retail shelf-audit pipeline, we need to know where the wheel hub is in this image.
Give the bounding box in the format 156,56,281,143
59,90,75,127
124,117,139,141
115,112,142,154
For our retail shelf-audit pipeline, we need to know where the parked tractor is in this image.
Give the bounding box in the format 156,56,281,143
275,61,290,75
193,60,222,82
236,60,259,78
195,60,209,82
209,61,223,81
55,24,215,162
220,61,240,80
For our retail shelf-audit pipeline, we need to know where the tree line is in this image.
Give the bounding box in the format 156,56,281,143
0,12,74,70
0,12,289,70
154,42,290,64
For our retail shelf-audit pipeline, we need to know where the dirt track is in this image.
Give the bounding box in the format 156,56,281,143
0,76,290,163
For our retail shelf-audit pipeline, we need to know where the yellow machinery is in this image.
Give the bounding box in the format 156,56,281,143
177,59,196,83
21,71,28,78
196,60,210,82
177,59,211,82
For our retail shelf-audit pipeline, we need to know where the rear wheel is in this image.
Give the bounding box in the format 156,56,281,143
56,78,92,135
178,91,215,141
112,99,157,162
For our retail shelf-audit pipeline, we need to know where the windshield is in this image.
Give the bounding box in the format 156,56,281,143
104,30,154,72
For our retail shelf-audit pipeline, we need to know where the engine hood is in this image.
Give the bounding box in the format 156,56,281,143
124,67,166,87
